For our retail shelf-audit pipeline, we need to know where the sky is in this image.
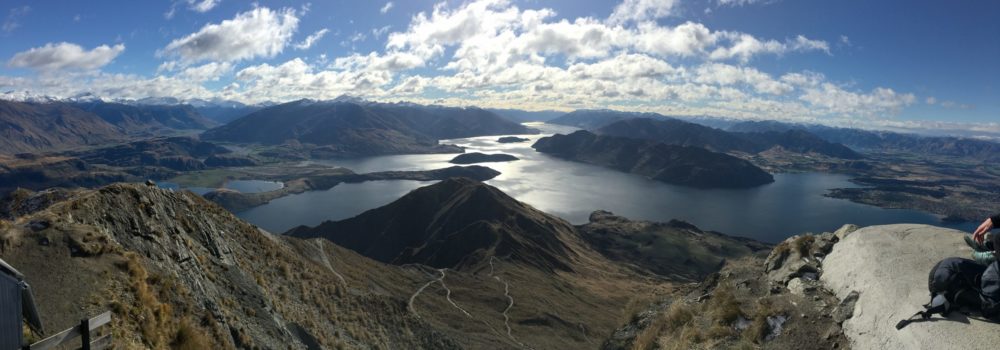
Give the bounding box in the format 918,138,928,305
0,0,997,132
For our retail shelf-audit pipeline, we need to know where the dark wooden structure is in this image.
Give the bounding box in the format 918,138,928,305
23,311,112,350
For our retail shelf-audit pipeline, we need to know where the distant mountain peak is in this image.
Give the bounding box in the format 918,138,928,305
331,94,368,104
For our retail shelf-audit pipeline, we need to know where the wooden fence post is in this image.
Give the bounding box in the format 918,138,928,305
80,318,91,350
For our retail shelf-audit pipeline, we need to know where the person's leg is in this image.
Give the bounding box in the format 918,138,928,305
980,260,1000,318
965,232,993,251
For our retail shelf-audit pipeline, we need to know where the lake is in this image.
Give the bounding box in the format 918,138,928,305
238,123,976,242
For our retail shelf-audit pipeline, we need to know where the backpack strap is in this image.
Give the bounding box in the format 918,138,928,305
896,294,950,330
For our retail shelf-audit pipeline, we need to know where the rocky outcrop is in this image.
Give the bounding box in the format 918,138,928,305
603,225,863,350
448,152,519,164
821,224,998,350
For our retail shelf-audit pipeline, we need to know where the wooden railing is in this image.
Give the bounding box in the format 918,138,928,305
24,311,111,350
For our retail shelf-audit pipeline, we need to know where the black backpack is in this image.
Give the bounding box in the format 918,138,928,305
896,257,998,329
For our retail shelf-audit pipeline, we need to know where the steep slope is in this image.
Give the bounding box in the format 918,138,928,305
533,130,774,188
288,178,584,272
0,100,125,154
202,100,536,157
0,183,459,349
72,101,216,133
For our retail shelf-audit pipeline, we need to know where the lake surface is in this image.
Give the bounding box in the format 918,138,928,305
239,122,976,242
237,180,435,232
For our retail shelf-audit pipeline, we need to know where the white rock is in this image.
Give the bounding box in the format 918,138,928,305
787,277,806,296
821,224,1000,350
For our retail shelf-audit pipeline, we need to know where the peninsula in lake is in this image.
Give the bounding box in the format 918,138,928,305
532,130,774,188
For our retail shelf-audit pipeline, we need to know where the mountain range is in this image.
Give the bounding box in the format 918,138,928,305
202,99,537,157
730,120,1000,161
0,100,126,154
551,110,862,159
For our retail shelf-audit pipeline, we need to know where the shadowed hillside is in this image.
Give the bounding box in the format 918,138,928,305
533,130,775,188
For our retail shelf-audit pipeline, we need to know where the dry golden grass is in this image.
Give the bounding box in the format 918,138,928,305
172,319,212,350
793,235,815,257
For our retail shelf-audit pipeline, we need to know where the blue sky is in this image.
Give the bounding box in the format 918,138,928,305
1,0,997,131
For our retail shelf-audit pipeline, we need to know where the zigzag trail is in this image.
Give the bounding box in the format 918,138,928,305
436,269,474,317
314,240,347,286
490,256,527,348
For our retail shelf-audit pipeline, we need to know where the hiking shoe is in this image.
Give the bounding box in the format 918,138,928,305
972,250,995,265
965,233,992,252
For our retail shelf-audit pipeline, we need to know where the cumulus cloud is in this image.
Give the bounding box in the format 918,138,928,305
380,2,394,14
160,7,299,64
608,0,678,24
1,0,929,127
295,28,329,50
799,83,916,117
8,42,125,72
180,61,233,81
709,34,828,62
694,63,792,95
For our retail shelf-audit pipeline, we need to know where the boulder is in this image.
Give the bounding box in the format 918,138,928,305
833,224,859,241
765,234,821,284
821,224,1000,349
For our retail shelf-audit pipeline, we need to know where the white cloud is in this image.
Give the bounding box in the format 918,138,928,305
0,0,928,127
7,42,125,72
180,62,233,81
2,5,30,33
694,63,792,95
799,83,916,117
709,34,828,62
632,21,717,57
160,7,299,64
380,2,394,14
608,0,678,24
295,28,329,50
188,0,220,13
